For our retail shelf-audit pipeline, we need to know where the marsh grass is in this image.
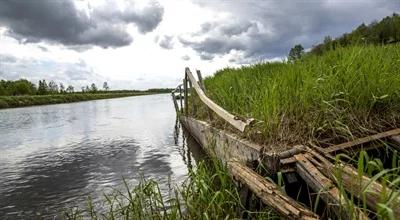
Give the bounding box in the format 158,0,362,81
63,159,278,220
191,44,400,148
331,147,400,219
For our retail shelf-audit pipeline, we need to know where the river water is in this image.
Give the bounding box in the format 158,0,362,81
0,94,204,219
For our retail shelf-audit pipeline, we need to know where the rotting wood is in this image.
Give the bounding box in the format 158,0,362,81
228,160,319,220
305,148,400,216
324,128,400,154
295,154,369,220
180,116,261,164
185,67,250,132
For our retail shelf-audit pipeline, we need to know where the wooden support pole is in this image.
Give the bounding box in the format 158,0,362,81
171,92,179,113
196,69,206,92
179,85,183,113
188,80,196,115
228,160,319,220
295,154,369,220
183,76,188,116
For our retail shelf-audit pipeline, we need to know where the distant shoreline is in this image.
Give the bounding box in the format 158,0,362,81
0,92,165,109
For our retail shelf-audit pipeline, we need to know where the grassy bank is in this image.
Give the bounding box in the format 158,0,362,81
0,92,154,109
63,159,277,219
61,147,400,219
192,44,400,148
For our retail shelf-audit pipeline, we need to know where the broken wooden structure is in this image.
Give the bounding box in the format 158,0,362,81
172,67,400,219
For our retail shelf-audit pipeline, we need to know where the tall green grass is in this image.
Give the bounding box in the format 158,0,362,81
332,147,400,219
195,44,400,147
63,160,277,219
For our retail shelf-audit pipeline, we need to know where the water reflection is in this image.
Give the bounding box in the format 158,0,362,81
0,94,204,219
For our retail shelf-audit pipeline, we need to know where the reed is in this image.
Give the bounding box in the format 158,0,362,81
193,44,400,147
63,159,278,219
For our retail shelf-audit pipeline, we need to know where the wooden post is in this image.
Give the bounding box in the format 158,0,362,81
228,160,319,220
188,80,196,115
183,75,188,116
171,92,179,113
179,85,183,113
196,70,206,92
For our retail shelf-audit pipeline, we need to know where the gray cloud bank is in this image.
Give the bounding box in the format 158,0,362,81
181,0,399,61
0,0,164,48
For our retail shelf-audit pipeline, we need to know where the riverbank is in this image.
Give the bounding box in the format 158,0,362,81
193,44,400,147
0,92,157,109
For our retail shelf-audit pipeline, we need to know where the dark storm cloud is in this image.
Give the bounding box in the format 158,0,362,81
0,0,164,48
183,0,400,61
158,35,174,49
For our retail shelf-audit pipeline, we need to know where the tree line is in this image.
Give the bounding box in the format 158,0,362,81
288,13,400,61
0,79,111,96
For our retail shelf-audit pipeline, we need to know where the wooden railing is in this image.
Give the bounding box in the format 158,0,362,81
172,67,252,132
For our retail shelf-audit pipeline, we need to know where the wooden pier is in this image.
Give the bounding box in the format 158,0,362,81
172,67,400,219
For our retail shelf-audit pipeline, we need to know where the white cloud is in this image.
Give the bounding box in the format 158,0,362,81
0,0,398,89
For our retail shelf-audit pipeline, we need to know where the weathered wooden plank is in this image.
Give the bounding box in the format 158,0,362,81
324,128,400,153
306,148,400,216
185,67,250,132
180,116,261,164
295,154,369,220
228,160,319,220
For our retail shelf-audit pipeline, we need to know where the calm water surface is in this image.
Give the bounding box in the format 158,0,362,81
0,94,204,219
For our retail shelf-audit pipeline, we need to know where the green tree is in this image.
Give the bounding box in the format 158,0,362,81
66,85,74,93
103,82,109,91
38,80,48,95
288,44,304,62
90,83,98,93
59,83,65,93
48,80,59,94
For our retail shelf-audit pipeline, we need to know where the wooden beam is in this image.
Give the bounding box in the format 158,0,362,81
306,148,400,216
295,154,369,220
185,67,250,132
324,128,400,153
228,160,319,220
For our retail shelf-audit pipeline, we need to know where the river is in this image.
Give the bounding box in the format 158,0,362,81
0,94,204,219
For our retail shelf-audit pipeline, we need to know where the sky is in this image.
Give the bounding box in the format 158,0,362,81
0,0,399,90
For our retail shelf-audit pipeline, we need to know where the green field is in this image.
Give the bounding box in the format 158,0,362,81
0,92,152,109
191,44,400,148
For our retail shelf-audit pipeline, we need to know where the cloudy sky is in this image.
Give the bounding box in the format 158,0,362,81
0,0,398,90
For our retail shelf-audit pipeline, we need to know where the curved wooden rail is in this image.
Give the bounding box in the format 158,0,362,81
182,67,252,132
